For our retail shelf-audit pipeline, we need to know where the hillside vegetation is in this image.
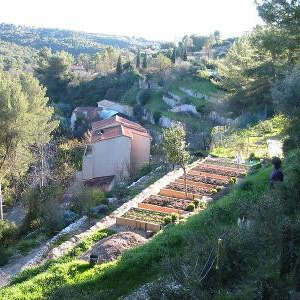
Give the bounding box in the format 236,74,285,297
0,23,156,55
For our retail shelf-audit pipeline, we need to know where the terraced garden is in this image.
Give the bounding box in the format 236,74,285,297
117,157,249,232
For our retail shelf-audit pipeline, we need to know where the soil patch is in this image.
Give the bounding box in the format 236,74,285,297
80,232,147,263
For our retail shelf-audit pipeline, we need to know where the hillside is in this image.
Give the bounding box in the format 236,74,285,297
0,23,158,55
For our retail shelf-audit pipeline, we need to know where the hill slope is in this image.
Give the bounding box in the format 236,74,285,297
0,23,158,55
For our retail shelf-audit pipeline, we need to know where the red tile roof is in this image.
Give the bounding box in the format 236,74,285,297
91,115,151,143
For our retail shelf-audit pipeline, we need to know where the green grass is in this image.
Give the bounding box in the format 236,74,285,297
180,78,219,95
144,91,169,113
0,167,271,300
120,85,139,106
211,115,288,159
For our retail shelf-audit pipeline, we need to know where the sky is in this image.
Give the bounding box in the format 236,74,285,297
0,0,263,41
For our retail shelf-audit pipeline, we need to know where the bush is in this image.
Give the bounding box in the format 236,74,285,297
153,111,162,124
196,102,206,113
193,199,200,208
140,89,152,105
186,203,195,212
0,220,17,248
71,187,107,217
164,216,172,225
171,213,179,223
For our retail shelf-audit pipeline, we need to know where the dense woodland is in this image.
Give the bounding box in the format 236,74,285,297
0,0,300,298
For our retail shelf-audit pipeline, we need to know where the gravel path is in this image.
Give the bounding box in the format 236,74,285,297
0,245,44,288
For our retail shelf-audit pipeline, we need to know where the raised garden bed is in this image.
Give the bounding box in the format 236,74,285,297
121,208,168,225
142,195,192,213
116,216,162,232
138,202,187,215
202,163,247,174
175,178,219,191
166,182,214,196
188,170,231,184
193,164,246,177
159,188,197,201
205,159,249,170
184,174,228,186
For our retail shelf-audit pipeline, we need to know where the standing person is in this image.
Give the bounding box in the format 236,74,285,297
270,157,284,189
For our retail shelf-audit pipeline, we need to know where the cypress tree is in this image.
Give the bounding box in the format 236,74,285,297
136,49,141,68
183,48,188,61
171,48,176,64
116,55,123,74
142,53,148,69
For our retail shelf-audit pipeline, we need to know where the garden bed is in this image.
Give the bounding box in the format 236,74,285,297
142,195,192,212
205,158,249,170
184,174,228,186
121,208,169,225
159,188,197,201
166,183,214,196
138,202,187,215
175,178,219,191
188,170,231,183
193,164,246,177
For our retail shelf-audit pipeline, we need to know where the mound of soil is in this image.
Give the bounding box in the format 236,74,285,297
80,231,147,264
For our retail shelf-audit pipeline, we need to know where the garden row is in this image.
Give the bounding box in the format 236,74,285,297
116,158,248,232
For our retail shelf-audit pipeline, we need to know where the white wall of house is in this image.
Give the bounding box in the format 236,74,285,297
130,133,151,172
82,136,132,180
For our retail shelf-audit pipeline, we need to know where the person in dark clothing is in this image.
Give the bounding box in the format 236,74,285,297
270,157,284,188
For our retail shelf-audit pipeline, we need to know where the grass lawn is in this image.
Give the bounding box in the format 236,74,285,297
180,78,219,95
0,167,271,300
145,91,169,113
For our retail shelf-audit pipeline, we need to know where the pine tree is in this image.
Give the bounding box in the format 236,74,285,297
0,71,58,219
142,53,148,69
136,49,141,69
183,48,188,61
116,55,123,74
171,48,176,64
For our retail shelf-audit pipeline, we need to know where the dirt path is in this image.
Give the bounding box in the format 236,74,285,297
0,245,44,288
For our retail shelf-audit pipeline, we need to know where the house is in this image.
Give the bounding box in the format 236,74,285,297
71,100,133,130
70,107,103,130
97,100,133,118
81,116,152,190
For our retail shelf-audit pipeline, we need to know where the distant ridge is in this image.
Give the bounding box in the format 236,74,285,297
0,23,159,55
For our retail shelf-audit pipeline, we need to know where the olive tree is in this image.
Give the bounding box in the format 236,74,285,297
162,124,190,198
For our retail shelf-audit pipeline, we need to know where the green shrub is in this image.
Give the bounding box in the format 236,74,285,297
0,220,17,249
186,203,195,212
164,216,172,225
193,199,200,208
71,187,107,214
171,213,179,223
153,111,162,124
229,177,237,184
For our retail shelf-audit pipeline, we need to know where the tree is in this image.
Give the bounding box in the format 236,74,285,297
214,30,221,43
162,124,190,198
142,53,148,69
182,35,194,51
116,55,123,75
136,49,141,69
256,0,300,30
0,71,58,219
171,48,176,64
155,53,172,72
183,48,188,61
